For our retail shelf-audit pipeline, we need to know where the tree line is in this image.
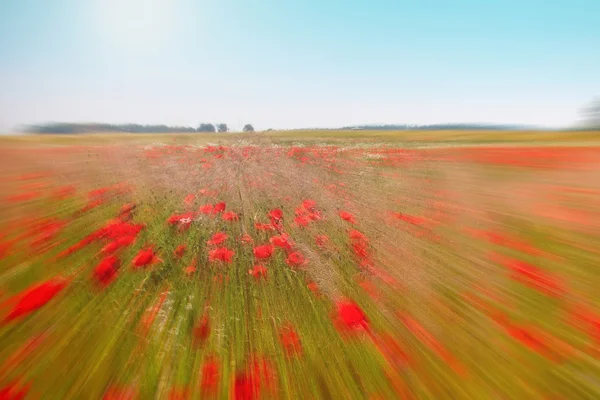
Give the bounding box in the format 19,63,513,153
24,123,255,134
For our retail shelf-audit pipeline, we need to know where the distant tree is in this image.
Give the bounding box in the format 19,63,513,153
197,123,216,133
243,124,255,132
216,123,228,132
582,98,600,129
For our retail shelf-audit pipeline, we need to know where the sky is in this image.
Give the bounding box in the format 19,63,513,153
0,0,599,131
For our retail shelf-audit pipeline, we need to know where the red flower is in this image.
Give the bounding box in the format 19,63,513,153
279,324,302,356
315,235,329,247
222,211,239,221
294,216,309,228
184,194,196,206
207,232,228,246
352,241,369,259
302,199,317,210
213,202,226,214
193,314,210,344
199,204,214,215
241,234,254,244
334,300,369,333
233,372,260,400
254,222,275,231
285,251,306,267
200,357,220,394
268,208,283,223
307,281,319,294
133,247,162,269
339,211,356,224
168,386,190,400
209,247,234,263
3,277,69,324
184,258,197,275
253,245,274,259
103,385,138,400
249,265,268,280
174,244,186,258
349,229,367,242
269,234,293,250
93,256,120,287
0,380,30,400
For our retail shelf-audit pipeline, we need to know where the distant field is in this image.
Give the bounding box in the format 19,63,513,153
2,129,600,147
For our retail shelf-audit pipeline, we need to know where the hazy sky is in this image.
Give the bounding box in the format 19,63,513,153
1,0,599,131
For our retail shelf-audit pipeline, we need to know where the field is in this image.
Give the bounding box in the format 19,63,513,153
1,130,600,399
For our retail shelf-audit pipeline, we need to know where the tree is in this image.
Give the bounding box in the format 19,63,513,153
197,123,216,133
243,124,255,132
216,123,228,132
582,98,600,129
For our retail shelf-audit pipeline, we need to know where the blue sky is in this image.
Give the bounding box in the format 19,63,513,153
1,0,599,131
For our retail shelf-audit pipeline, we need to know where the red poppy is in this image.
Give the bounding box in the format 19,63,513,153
241,234,254,244
208,247,234,263
334,300,369,333
249,265,268,280
302,199,317,210
132,247,162,269
3,277,69,324
184,194,196,206
199,204,214,215
253,244,274,259
349,229,368,242
233,372,260,400
102,385,138,400
193,314,210,344
279,325,302,356
222,211,239,221
207,232,228,246
184,258,197,275
294,216,309,228
315,235,329,247
254,222,275,231
285,251,305,267
213,202,226,214
93,256,120,287
174,244,186,258
352,241,369,259
268,208,283,222
307,281,319,294
200,357,220,394
269,234,293,250
339,211,356,224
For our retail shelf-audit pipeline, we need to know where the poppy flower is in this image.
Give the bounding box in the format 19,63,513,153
349,229,367,242
279,325,302,356
269,234,293,250
334,300,369,333
294,216,309,228
253,245,274,259
254,222,275,231
213,202,226,214
352,242,369,259
174,244,186,258
222,211,239,221
184,194,196,206
93,256,120,287
285,251,306,267
207,232,228,246
307,281,319,294
339,211,356,224
208,247,234,263
241,234,254,244
249,265,267,280
132,247,162,269
268,208,283,222
233,372,260,400
315,235,329,247
102,385,138,400
3,277,69,324
184,258,197,275
302,199,317,210
0,380,30,400
193,314,210,344
200,357,220,394
168,387,190,400
199,204,214,215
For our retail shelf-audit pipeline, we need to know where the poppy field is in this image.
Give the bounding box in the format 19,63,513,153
1,134,600,399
